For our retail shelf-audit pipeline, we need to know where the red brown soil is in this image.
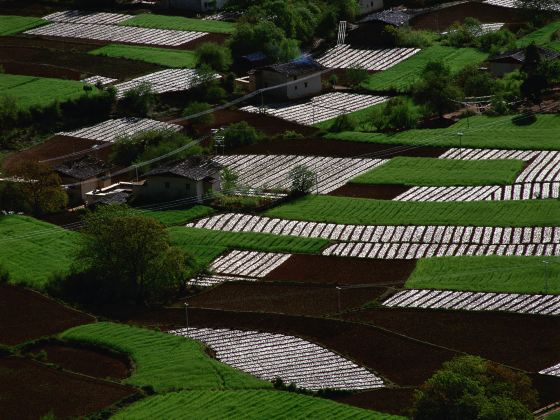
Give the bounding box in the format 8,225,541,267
331,388,416,416
188,282,387,316
0,44,163,80
0,284,95,346
328,183,411,199
0,36,103,53
264,254,416,286
0,356,136,420
28,342,131,380
339,308,560,373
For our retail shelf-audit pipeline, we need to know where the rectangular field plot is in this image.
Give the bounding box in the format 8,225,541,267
121,13,235,34
43,10,131,25
240,93,387,126
406,256,560,294
485,0,560,10
317,45,420,71
540,363,560,377
0,15,46,35
382,289,560,316
58,117,181,142
351,157,524,187
25,22,207,47
213,154,386,194
171,327,385,391
114,69,219,97
90,44,197,68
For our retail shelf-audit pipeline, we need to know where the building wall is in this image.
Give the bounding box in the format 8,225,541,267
358,0,383,15
488,62,520,77
141,176,201,202
168,0,227,12
258,70,322,100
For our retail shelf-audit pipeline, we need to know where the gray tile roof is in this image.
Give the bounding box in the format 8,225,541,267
55,155,110,180
145,158,222,181
359,10,412,26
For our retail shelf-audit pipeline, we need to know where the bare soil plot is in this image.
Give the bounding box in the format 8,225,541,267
188,282,386,316
331,388,416,416
264,254,416,286
0,356,136,420
329,183,411,199
26,342,131,380
0,284,94,345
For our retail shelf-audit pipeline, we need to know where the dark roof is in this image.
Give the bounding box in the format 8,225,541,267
96,191,131,205
242,51,267,62
358,9,412,26
145,157,222,181
261,58,325,77
55,155,110,180
489,46,560,63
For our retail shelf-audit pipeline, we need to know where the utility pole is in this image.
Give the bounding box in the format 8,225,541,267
184,301,190,333
457,132,464,159
543,260,550,294
336,286,342,312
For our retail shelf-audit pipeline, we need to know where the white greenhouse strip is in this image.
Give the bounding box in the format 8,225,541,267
540,363,560,377
114,69,220,98
26,22,207,47
80,75,118,86
58,117,182,142
240,92,388,126
43,10,131,25
213,155,386,194
440,148,539,161
516,151,560,183
186,274,252,287
171,327,385,390
317,45,420,71
382,289,560,316
209,250,292,278
484,0,560,10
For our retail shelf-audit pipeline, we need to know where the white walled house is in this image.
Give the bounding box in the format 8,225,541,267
358,0,384,15
165,0,227,12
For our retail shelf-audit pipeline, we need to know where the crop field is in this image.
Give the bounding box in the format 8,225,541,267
0,73,96,109
113,390,402,420
0,15,46,35
139,205,214,227
351,157,524,187
517,20,560,48
121,13,235,34
168,227,328,266
406,256,560,294
484,0,560,11
317,45,420,71
265,195,560,227
326,114,560,150
172,327,384,390
382,289,560,316
0,216,80,288
61,322,271,392
90,44,197,68
44,10,131,25
361,46,487,93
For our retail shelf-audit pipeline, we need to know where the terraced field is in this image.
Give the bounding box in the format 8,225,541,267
90,44,198,68
0,15,45,35
121,13,235,34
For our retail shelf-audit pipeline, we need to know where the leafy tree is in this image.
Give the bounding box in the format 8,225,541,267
455,65,497,97
413,356,538,420
221,167,239,194
222,121,263,150
119,82,157,117
195,42,232,72
519,43,556,105
413,60,460,118
477,29,516,54
372,97,419,133
74,205,196,304
183,102,214,125
289,165,316,195
345,64,369,87
7,161,67,215
329,114,356,132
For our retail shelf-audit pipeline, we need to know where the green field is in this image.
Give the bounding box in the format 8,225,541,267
0,216,79,288
325,114,560,151
351,157,525,187
169,227,329,266
90,44,197,68
265,196,560,227
517,20,560,49
0,74,95,109
362,46,487,93
121,14,235,34
113,390,403,419
406,256,560,294
61,322,270,392
313,101,387,131
0,15,45,36
138,205,214,226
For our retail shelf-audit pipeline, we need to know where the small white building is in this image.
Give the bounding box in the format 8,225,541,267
165,0,228,12
358,0,384,15
252,59,325,101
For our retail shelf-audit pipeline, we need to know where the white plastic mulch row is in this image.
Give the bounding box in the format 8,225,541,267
484,0,560,10
171,327,385,391
114,69,220,98
80,75,117,86
43,10,131,25
213,154,386,194
323,242,560,259
25,22,207,46
382,289,560,316
540,363,560,377
58,117,181,142
240,92,388,126
317,45,420,71
188,213,560,245
439,148,538,161
186,274,251,287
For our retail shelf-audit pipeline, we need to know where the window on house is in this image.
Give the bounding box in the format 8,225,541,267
186,183,190,191
294,85,298,90
304,82,308,88
165,182,170,189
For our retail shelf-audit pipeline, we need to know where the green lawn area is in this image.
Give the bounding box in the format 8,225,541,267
61,322,271,392
351,157,525,187
325,114,560,151
313,101,387,131
361,46,487,93
265,195,560,227
0,74,95,109
0,15,46,36
138,205,213,226
113,390,403,420
0,216,79,288
121,14,235,34
517,20,560,49
406,256,560,294
169,227,329,266
90,44,197,68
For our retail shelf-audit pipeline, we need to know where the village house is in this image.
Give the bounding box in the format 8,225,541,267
487,46,560,77
347,9,412,46
162,0,227,12
251,59,325,101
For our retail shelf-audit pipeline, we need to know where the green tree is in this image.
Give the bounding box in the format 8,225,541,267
221,167,239,194
289,165,316,195
413,60,460,118
413,356,538,420
329,113,356,132
372,97,419,133
222,121,263,150
120,82,157,117
183,102,214,126
195,42,232,72
345,64,369,87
